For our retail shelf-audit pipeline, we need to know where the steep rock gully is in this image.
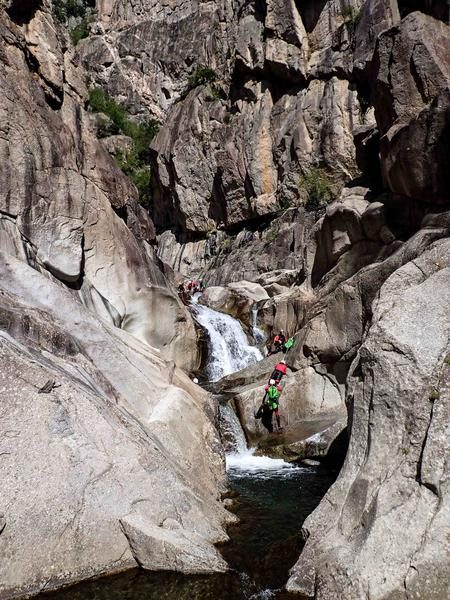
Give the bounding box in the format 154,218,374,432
40,297,338,600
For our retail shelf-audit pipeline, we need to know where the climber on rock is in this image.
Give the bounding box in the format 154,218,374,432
270,359,287,384
268,330,286,355
255,379,282,433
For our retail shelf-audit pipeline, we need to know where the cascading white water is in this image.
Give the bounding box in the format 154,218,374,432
191,294,299,475
251,305,265,344
191,297,262,381
219,403,248,454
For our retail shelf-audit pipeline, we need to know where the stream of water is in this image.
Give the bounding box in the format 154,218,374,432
190,296,262,381
40,299,335,600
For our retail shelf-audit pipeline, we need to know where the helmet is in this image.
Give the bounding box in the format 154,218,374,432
280,329,285,334
281,359,286,364
269,379,276,385
193,378,199,384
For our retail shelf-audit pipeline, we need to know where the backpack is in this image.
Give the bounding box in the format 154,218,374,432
284,337,294,350
267,386,279,400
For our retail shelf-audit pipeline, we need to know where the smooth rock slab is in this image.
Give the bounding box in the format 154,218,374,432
120,515,228,574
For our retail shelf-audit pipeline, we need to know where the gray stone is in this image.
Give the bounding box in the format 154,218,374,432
120,515,228,574
287,239,450,599
0,254,231,598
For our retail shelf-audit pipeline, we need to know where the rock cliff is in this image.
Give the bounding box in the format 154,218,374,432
80,1,450,598
1,0,450,598
0,1,231,596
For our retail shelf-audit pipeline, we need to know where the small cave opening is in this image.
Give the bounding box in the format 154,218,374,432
6,0,43,25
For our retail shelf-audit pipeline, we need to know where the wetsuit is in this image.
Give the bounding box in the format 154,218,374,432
260,385,282,432
271,361,287,383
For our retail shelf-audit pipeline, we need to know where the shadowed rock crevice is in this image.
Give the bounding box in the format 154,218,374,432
6,0,42,25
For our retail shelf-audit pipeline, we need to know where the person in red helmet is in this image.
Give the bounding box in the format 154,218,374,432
270,359,287,384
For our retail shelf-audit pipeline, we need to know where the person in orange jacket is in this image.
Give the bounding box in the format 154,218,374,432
268,330,286,355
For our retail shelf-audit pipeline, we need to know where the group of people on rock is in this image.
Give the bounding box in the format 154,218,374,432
177,279,204,305
267,330,295,356
255,359,288,433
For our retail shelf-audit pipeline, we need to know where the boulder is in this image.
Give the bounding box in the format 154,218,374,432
120,515,227,574
0,253,231,598
200,281,269,331
260,287,310,338
256,415,347,463
287,238,450,599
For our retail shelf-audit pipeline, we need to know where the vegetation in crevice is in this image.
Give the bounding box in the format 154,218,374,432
52,0,96,45
342,5,361,34
88,87,160,208
180,65,220,101
300,167,334,212
187,65,218,91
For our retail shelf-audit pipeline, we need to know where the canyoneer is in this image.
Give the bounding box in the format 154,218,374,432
255,379,282,433
270,359,287,384
268,330,286,355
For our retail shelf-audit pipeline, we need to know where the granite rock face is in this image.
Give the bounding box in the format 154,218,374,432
82,0,371,236
0,4,230,597
287,238,450,600
0,4,198,371
0,253,231,598
2,1,450,599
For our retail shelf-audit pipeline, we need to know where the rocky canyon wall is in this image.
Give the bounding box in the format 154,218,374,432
79,1,450,598
1,0,449,598
0,1,232,597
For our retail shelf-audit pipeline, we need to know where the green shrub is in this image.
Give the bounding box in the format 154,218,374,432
342,6,361,32
205,85,221,102
70,16,90,45
187,65,218,91
88,88,160,157
300,167,333,211
265,229,278,242
279,196,293,209
53,0,68,22
117,151,152,209
429,388,440,401
52,1,96,44
89,88,160,207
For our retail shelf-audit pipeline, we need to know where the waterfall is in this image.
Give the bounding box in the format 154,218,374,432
251,305,265,344
191,298,262,381
219,403,248,454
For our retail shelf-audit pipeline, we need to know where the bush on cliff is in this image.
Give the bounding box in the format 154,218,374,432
187,65,218,90
53,0,96,45
300,167,333,211
88,87,159,208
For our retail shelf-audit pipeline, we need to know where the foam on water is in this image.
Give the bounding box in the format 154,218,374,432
226,448,305,478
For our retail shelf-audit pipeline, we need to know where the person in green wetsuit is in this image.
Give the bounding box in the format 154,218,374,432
260,380,282,433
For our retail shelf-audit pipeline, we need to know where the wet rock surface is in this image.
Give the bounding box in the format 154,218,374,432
1,0,450,599
0,4,227,597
